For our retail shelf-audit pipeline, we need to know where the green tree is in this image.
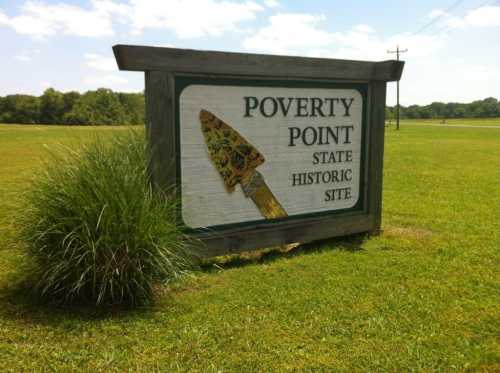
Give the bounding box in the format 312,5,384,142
40,88,65,124
118,92,145,124
481,97,499,117
405,105,421,119
0,96,4,122
429,102,446,119
0,95,40,124
64,89,128,125
62,91,80,115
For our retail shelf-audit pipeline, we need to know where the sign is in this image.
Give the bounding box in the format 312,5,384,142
177,78,366,230
113,45,404,257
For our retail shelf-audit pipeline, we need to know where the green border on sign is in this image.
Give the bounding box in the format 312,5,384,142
174,76,368,233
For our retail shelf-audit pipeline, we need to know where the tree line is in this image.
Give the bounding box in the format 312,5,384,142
387,97,500,120
1,89,499,125
0,88,144,125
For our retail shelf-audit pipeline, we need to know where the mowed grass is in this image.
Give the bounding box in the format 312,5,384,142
0,125,128,251
388,117,500,127
0,123,499,371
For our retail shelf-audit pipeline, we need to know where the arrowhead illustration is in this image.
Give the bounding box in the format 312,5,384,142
199,109,288,220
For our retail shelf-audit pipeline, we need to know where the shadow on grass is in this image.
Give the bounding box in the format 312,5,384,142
201,232,370,272
0,232,370,324
0,275,181,326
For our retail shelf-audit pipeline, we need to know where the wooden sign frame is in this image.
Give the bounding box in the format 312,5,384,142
113,44,404,258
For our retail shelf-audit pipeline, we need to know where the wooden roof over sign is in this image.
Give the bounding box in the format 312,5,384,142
113,44,404,82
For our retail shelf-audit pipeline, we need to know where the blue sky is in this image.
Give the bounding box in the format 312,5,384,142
0,0,499,105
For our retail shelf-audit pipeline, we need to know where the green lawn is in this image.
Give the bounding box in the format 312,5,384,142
0,123,499,371
388,117,500,127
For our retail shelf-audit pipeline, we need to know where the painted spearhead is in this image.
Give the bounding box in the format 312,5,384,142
200,109,265,193
199,108,298,251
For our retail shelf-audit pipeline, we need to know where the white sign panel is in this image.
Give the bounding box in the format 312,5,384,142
178,79,366,229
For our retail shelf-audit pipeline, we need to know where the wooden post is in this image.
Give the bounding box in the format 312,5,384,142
144,71,176,193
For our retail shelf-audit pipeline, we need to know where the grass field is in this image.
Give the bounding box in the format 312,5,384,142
388,117,500,127
0,123,499,371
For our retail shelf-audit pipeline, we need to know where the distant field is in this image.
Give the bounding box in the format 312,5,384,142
0,123,499,371
387,117,500,127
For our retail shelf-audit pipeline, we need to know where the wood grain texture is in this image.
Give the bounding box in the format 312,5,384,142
145,71,176,193
194,212,372,258
114,44,404,82
366,80,387,233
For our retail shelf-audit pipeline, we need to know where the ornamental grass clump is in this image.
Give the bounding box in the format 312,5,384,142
21,131,195,307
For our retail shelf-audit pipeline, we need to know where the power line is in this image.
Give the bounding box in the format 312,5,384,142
428,0,498,37
387,46,408,131
412,0,467,36
385,0,498,131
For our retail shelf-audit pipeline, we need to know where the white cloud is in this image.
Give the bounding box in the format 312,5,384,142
352,24,374,33
84,74,128,86
83,52,127,90
243,13,333,55
91,0,130,21
84,53,117,72
243,14,442,60
465,6,500,27
0,0,265,40
0,1,116,39
428,9,445,19
427,8,465,30
15,54,31,62
126,0,264,38
264,0,279,8
13,48,40,63
0,10,8,24
444,16,466,29
428,5,500,31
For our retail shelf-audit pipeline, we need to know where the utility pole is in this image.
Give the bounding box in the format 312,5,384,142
387,46,407,130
